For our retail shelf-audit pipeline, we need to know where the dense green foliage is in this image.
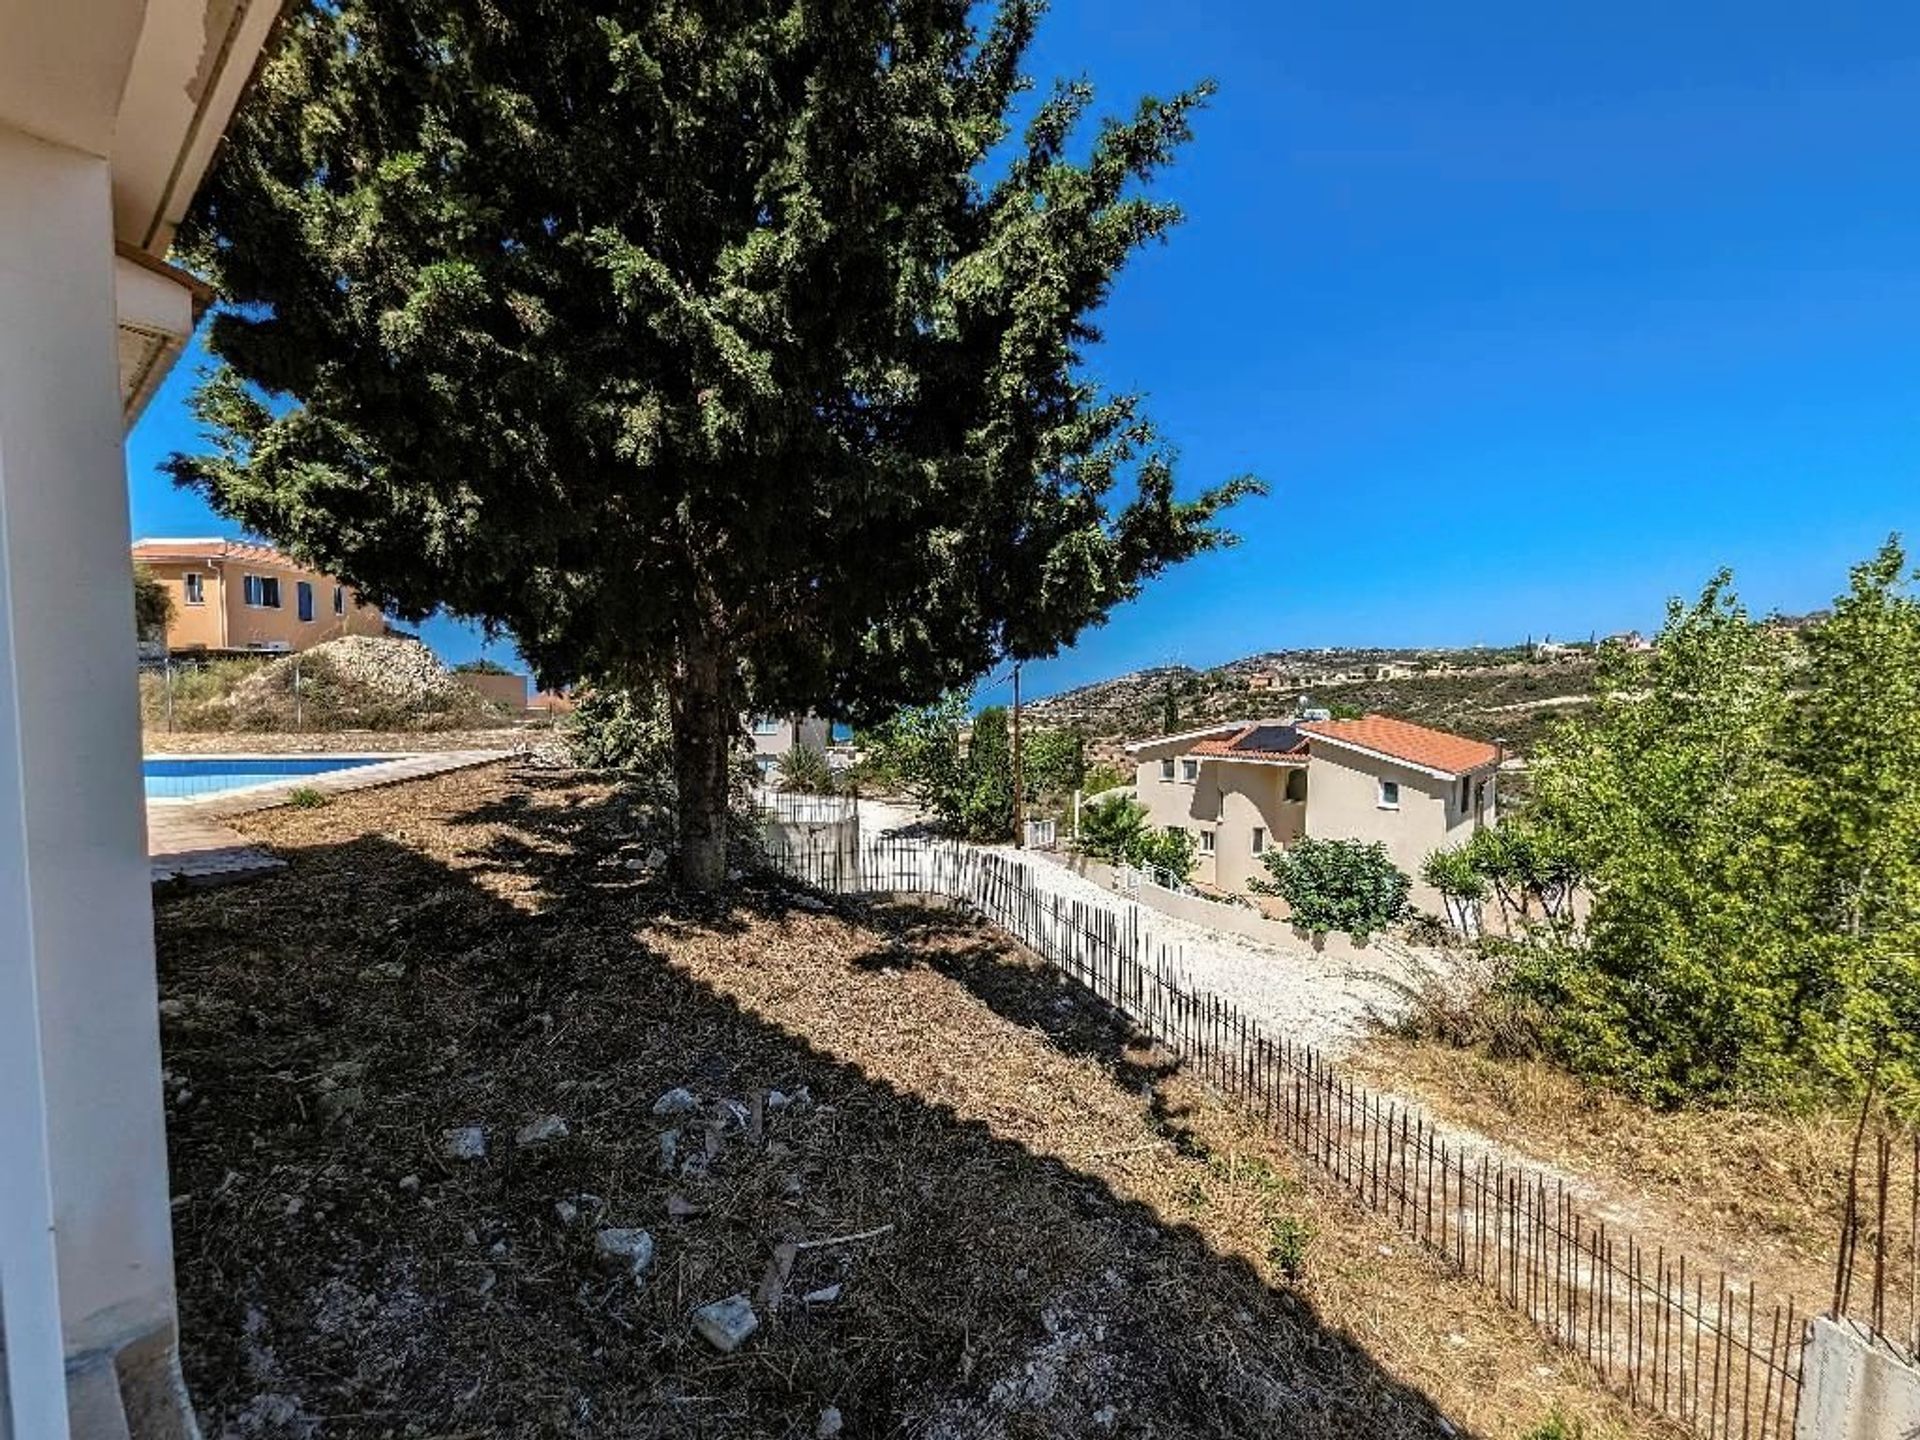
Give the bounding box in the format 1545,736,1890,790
1504,541,1920,1113
960,707,1016,840
859,695,968,818
133,565,173,640
1253,838,1411,940
1423,822,1579,937
452,657,513,676
166,0,1256,884
1076,792,1149,864
1419,845,1488,937
566,686,675,793
1073,792,1192,879
775,744,836,795
1129,824,1196,883
1022,727,1087,797
863,696,1084,840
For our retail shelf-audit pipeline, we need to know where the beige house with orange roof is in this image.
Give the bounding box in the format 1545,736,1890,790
1125,713,1501,909
133,538,387,653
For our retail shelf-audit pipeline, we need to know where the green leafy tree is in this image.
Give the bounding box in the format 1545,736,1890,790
962,706,1017,841
1526,573,1808,1102
1128,824,1195,883
1787,540,1920,1107
1421,845,1487,938
1461,823,1580,927
1078,792,1148,864
166,0,1257,886
1253,838,1410,940
860,695,969,823
567,685,676,801
1023,727,1086,797
133,565,173,641
1161,682,1179,735
1082,761,1130,796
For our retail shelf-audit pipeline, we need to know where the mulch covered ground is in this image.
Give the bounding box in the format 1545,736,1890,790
156,765,1666,1439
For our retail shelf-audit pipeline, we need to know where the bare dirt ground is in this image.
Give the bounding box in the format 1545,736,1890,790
156,766,1669,1439
853,794,1866,1359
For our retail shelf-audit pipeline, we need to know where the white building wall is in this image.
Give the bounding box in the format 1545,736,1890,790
0,125,180,1428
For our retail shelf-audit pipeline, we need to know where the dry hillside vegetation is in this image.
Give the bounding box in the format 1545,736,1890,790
141,636,510,732
1350,1037,1905,1326
155,767,1667,1439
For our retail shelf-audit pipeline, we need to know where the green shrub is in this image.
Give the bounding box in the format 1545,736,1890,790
1078,793,1148,865
285,786,330,809
1128,824,1196,884
1265,1216,1313,1282
566,686,674,787
1253,837,1410,940
776,744,836,795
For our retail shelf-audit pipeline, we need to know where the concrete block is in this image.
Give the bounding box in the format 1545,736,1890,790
1795,1317,1920,1440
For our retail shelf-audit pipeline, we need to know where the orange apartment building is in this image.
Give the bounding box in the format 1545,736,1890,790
132,537,387,654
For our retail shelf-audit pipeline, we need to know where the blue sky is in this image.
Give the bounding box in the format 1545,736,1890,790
127,0,1920,702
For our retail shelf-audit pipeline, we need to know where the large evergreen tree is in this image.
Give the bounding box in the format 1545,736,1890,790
169,0,1257,885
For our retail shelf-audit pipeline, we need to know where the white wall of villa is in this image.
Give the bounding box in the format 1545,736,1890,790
0,2,281,1435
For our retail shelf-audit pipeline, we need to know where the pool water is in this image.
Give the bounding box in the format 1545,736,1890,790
143,756,385,800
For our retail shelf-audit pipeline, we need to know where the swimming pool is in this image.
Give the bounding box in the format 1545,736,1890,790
143,755,387,801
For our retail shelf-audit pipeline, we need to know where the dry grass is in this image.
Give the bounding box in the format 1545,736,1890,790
1350,1037,1876,1320
158,767,1674,1438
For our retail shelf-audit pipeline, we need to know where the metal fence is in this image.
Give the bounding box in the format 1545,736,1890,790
760,831,1837,1439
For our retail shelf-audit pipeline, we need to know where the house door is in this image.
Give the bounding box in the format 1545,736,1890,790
297,581,314,622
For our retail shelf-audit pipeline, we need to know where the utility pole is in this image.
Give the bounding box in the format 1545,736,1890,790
1011,661,1025,848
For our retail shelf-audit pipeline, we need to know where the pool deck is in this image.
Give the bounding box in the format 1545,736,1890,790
148,749,507,887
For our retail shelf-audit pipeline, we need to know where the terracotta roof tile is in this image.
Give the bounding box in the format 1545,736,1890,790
132,538,306,570
1300,714,1501,777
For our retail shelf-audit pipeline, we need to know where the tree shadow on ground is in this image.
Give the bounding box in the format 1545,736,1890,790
154,774,1472,1439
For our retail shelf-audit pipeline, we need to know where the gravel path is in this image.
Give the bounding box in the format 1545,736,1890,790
852,797,1449,1055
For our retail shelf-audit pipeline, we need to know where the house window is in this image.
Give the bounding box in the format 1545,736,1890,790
751,716,783,736
297,581,315,622
1459,775,1472,811
242,574,281,608
1251,827,1266,854
1199,830,1216,855
1180,758,1199,782
333,585,345,616
1377,778,1400,810
1285,768,1307,803
1159,758,1175,782
182,572,204,605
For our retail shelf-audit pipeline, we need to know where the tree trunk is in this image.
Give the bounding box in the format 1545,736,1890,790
672,626,734,892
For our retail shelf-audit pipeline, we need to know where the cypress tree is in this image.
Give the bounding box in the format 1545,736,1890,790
169,0,1258,886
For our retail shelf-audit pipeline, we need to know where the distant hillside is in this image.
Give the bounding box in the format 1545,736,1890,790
1025,645,1603,763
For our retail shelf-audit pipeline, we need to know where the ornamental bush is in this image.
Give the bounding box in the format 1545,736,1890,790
1254,838,1411,940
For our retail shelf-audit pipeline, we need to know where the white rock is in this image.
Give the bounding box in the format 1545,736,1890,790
691,1294,759,1353
554,1200,579,1226
801,1283,842,1305
594,1228,655,1275
713,1098,750,1129
1092,1406,1118,1431
441,1126,487,1161
516,1113,569,1147
652,1087,698,1117
397,1174,421,1193
815,1406,844,1438
659,1130,680,1172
